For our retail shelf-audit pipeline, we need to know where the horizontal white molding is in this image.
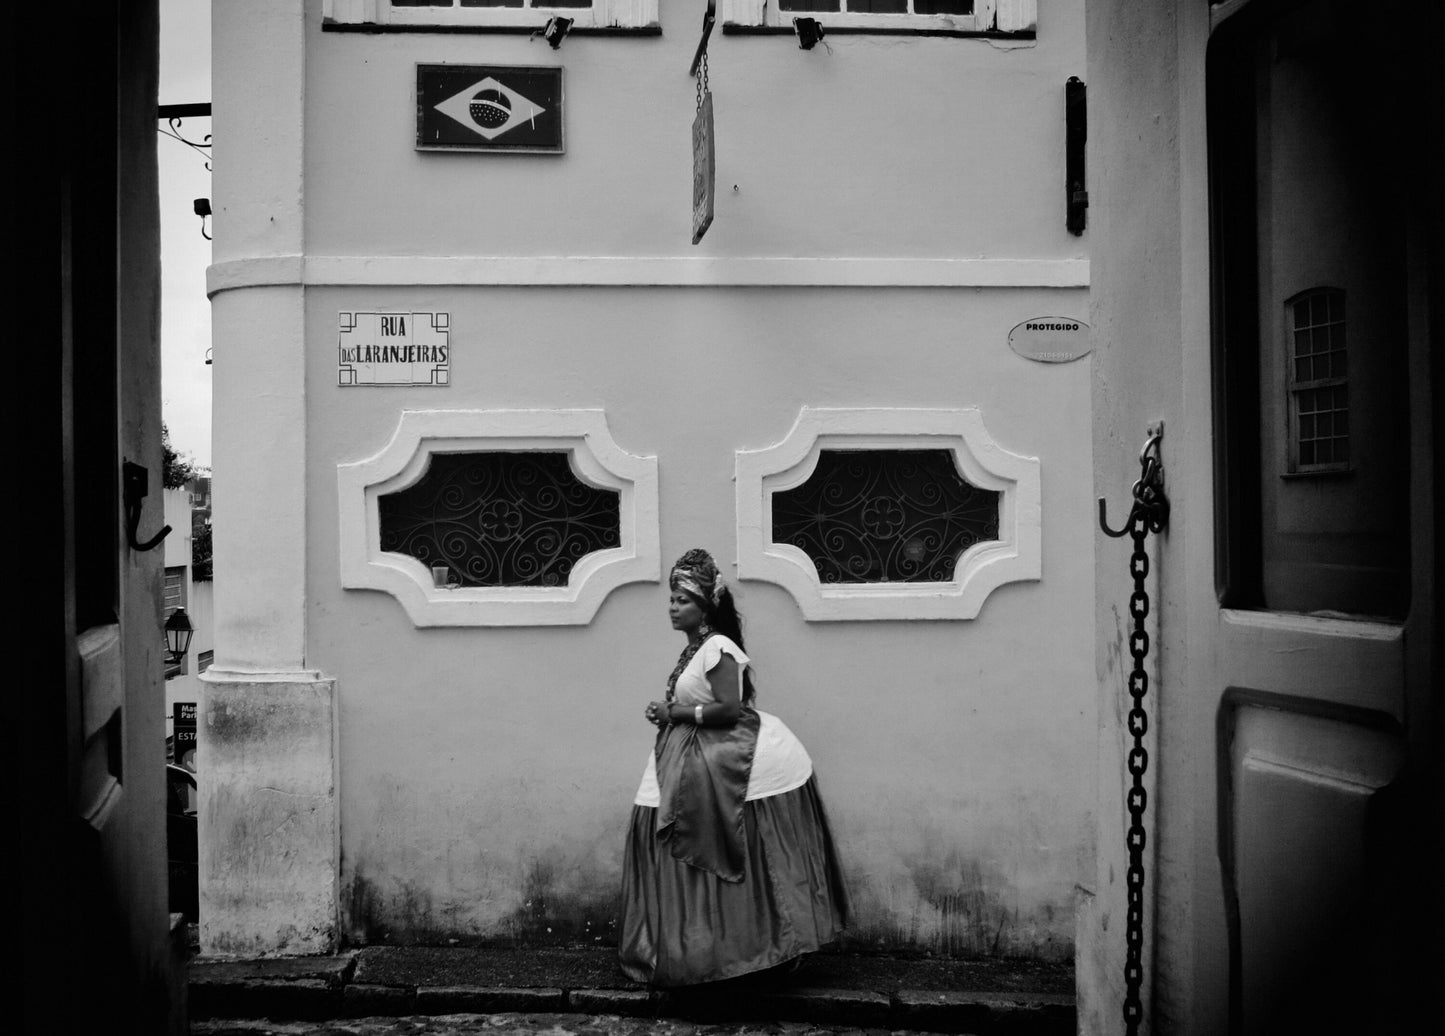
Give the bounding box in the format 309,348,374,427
207,255,1089,297
201,667,326,684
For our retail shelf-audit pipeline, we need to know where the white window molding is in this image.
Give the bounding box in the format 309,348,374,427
323,1,659,31
338,409,659,626
735,408,1041,621
721,0,1036,34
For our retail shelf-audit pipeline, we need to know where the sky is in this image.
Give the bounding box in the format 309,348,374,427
158,0,214,469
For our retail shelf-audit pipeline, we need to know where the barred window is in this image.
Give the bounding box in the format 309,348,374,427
393,0,592,9
1288,287,1349,472
725,0,1030,34
771,449,1000,583
779,1,972,13
326,1,657,30
378,451,621,588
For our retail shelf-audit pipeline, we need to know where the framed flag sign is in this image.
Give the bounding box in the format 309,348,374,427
417,64,564,154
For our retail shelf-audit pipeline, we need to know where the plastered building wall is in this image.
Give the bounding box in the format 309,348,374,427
208,0,1095,959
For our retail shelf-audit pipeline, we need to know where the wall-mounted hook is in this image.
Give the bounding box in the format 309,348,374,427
1098,423,1168,538
123,460,172,552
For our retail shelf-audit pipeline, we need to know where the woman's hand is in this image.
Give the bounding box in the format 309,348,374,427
645,700,671,728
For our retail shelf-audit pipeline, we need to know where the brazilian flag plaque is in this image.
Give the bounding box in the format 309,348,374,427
417,64,564,154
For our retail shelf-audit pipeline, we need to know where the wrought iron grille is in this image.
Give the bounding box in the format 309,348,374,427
379,451,620,587
771,449,1000,583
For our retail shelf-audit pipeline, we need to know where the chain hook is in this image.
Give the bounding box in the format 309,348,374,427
1099,424,1169,538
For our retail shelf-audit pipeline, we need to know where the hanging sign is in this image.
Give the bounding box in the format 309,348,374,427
692,91,716,245
1008,316,1092,363
338,311,451,387
417,64,564,154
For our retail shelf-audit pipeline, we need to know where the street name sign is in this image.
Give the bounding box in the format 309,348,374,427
338,311,451,386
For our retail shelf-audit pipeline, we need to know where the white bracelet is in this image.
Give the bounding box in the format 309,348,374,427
694,704,704,726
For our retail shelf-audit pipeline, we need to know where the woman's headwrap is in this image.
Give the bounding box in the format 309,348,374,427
670,547,725,607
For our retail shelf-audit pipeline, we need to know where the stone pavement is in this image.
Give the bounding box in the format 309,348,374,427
192,1013,1013,1036
190,947,1075,1035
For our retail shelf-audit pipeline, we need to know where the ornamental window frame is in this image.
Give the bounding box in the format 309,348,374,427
735,408,1041,621
323,0,660,31
720,0,1036,34
338,410,659,627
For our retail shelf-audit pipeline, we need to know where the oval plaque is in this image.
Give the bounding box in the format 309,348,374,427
1008,316,1092,363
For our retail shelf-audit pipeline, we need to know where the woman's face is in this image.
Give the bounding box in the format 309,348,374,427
669,590,705,634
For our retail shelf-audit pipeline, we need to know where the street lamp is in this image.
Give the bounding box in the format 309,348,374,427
164,608,195,665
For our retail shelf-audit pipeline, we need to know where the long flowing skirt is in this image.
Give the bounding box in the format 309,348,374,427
618,775,850,987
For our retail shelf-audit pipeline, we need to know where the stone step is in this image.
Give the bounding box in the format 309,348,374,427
189,947,1075,1035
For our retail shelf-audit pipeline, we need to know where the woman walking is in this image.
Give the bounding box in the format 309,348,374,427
618,548,850,987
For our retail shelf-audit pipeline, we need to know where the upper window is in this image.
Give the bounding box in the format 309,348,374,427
722,0,1034,33
323,0,659,30
1287,287,1349,473
780,1,972,14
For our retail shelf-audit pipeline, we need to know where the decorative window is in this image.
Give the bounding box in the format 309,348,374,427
736,408,1040,621
1287,287,1349,473
722,0,1035,33
378,451,621,587
338,410,659,626
323,0,659,30
772,449,1000,583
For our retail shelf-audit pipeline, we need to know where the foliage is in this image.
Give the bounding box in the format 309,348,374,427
162,423,198,489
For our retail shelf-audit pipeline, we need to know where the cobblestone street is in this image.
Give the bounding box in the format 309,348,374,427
193,1014,941,1036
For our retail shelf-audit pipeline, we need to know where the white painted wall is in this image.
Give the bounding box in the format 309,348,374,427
210,0,1094,958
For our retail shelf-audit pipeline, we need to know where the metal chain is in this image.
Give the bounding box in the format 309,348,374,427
1122,518,1150,1034
697,50,709,111
1099,429,1168,1036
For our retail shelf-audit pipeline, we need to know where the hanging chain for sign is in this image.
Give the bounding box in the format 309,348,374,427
1098,426,1169,1036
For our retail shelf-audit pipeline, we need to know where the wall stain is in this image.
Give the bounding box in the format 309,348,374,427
835,843,1071,961
343,853,621,948
344,845,1070,959
500,858,622,947
345,865,440,946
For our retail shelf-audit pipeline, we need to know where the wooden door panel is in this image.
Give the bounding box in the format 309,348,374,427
1219,610,1404,720
1225,702,1403,1034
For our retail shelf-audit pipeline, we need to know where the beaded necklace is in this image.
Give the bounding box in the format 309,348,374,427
665,624,713,701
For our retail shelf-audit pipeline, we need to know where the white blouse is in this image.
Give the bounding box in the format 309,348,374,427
634,634,813,807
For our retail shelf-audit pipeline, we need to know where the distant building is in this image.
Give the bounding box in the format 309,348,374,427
164,487,214,770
